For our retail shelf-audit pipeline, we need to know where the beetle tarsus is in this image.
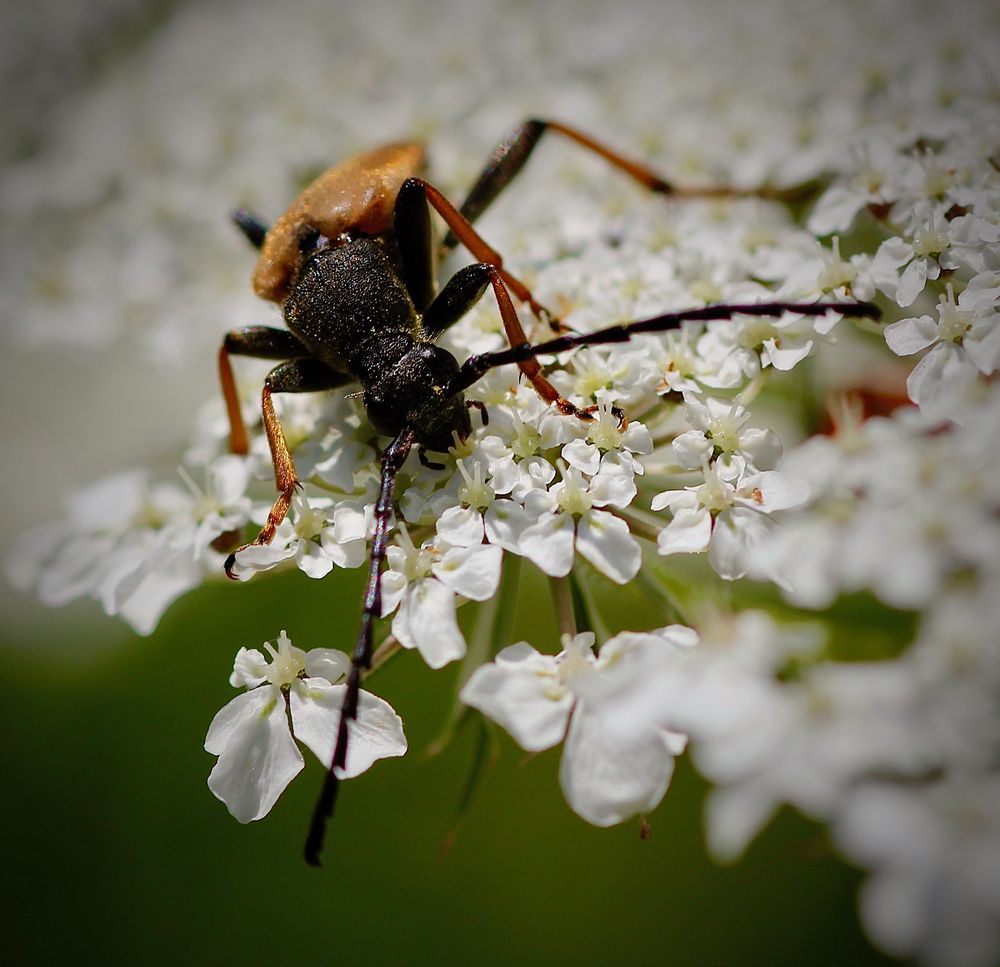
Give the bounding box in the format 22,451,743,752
418,445,446,470
465,398,489,427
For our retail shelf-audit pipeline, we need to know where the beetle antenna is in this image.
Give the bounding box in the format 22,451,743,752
304,427,415,867
231,207,269,249
447,299,882,396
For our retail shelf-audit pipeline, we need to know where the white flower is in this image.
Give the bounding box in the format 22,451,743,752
871,209,962,308
653,464,807,581
695,304,832,380
292,396,379,493
671,394,781,481
640,326,715,396
807,142,905,235
749,392,1000,608
228,493,368,581
205,631,406,823
461,630,690,826
517,458,641,584
885,281,1000,420
560,401,653,477
380,527,503,669
432,457,534,552
7,466,253,636
834,775,1000,967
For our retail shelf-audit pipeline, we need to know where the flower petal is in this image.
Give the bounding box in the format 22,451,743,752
436,506,486,547
884,315,938,356
560,707,677,826
519,512,576,577
206,688,303,823
656,504,711,555
432,543,502,601
304,648,350,684
576,511,641,583
392,579,466,668
461,645,571,751
290,680,406,779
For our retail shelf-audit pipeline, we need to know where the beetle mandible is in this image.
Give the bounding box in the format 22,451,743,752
217,118,880,865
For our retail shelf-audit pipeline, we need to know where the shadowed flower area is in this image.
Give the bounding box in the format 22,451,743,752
2,1,999,965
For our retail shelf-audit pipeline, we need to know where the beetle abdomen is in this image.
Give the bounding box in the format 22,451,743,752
253,142,425,302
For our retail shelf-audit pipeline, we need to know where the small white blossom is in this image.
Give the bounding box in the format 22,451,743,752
653,464,808,581
228,493,368,581
671,394,781,480
380,527,503,668
205,631,406,822
871,208,963,308
835,776,1000,967
517,458,641,584
461,630,690,826
885,281,1000,420
8,463,254,635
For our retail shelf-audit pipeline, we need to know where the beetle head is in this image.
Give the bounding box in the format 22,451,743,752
364,343,472,453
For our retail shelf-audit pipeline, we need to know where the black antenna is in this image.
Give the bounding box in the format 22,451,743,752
448,300,882,396
305,427,415,866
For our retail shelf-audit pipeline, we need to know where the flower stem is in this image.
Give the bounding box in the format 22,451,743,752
369,634,401,674
549,575,578,639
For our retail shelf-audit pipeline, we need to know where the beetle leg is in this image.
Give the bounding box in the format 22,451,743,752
394,178,435,313
218,326,311,454
465,399,489,427
399,177,561,332
581,402,629,430
417,446,447,471
477,264,601,423
444,117,789,253
420,263,492,340
223,359,354,579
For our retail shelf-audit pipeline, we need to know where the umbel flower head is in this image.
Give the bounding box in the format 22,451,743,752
7,1,1000,963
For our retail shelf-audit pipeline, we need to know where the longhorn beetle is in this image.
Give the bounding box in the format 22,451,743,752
217,119,880,865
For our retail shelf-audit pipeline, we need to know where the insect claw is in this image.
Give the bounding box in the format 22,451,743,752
540,309,573,334
465,398,489,426
418,445,447,470
556,397,595,422
577,402,630,428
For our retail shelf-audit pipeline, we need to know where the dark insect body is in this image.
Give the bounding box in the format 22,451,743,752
217,119,881,866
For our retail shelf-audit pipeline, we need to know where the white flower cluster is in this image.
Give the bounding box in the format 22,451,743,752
7,0,1000,963
8,459,253,635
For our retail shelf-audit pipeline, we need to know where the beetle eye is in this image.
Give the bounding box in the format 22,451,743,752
296,227,321,254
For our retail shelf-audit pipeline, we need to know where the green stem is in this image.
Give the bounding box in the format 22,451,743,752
569,569,611,644
368,634,401,675
549,575,577,639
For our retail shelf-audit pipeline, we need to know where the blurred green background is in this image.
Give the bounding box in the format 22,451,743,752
3,564,895,966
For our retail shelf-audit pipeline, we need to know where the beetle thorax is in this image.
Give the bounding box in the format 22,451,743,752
282,236,418,374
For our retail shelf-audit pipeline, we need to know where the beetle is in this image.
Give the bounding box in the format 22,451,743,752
217,118,880,865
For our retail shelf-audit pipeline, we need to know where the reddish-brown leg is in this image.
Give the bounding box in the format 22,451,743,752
218,326,313,456
223,359,353,578
218,343,250,455
399,178,598,420
408,178,556,326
